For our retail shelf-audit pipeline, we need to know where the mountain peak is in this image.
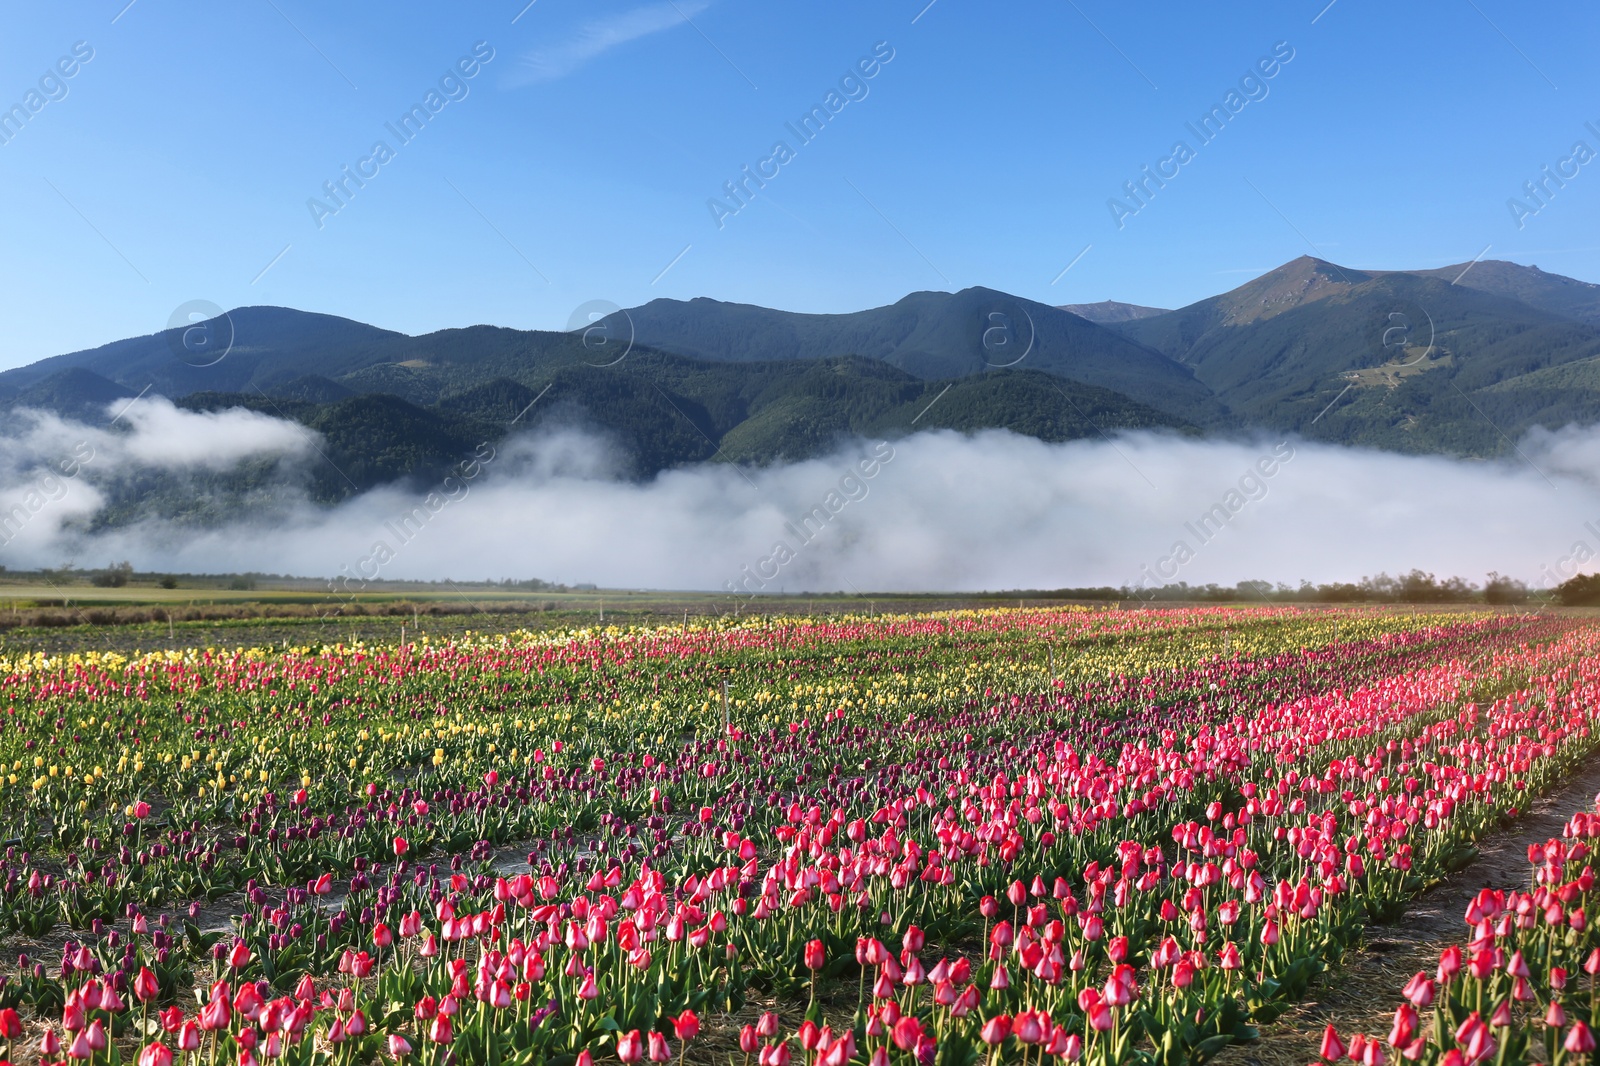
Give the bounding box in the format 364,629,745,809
1206,255,1366,326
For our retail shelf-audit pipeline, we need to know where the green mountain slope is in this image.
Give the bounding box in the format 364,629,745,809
8,367,138,422
1116,257,1600,454
130,355,1190,523
8,257,1600,514
613,287,1225,425
1414,260,1600,328
0,307,405,398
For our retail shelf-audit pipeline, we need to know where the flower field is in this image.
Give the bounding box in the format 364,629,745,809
0,605,1597,1066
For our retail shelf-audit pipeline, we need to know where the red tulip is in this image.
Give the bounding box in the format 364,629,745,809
892,1017,924,1052
1401,973,1434,1007
804,939,825,970
233,984,263,1019
198,997,230,1032
980,1016,1012,1045
617,1030,644,1064
1014,1012,1045,1045
1388,1004,1417,1048
138,1041,174,1066
1320,1026,1346,1063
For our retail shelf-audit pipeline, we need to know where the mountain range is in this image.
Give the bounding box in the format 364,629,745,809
5,255,1600,518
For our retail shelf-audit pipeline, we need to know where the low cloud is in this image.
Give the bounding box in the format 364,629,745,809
510,1,711,86
110,398,321,471
5,398,1600,594
0,399,317,560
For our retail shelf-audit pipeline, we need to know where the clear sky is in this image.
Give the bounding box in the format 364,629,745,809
0,0,1596,370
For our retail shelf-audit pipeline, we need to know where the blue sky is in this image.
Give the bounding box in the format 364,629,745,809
0,0,1596,370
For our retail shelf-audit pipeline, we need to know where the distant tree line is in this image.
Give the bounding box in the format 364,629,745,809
1009,570,1561,605
1554,574,1600,606
10,561,1600,607
1,564,573,593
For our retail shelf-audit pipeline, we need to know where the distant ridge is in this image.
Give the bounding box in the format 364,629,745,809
613,286,1222,424
4,256,1600,514
1059,300,1169,325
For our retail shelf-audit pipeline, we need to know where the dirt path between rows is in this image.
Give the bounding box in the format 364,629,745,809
1214,756,1600,1066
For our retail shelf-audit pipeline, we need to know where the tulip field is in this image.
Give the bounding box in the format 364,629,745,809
1,605,1600,1066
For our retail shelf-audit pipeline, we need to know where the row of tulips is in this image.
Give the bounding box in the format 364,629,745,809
1,614,1594,1062
0,607,1592,1066
0,610,1536,934
1357,794,1600,1066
